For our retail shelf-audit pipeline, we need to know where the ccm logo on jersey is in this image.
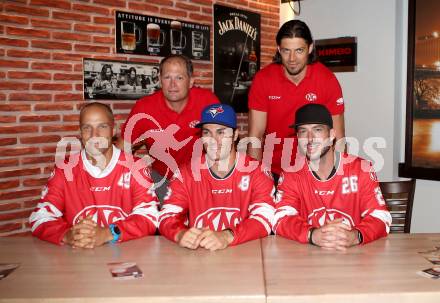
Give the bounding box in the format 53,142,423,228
268,95,281,100
90,186,111,192
314,189,334,196
212,189,233,194
305,93,317,102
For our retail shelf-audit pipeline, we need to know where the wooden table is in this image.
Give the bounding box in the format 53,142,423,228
2,234,440,302
0,236,265,303
262,234,440,303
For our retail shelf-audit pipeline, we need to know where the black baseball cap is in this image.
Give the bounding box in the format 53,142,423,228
290,104,333,129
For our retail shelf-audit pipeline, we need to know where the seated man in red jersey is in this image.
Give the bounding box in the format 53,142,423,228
29,102,158,248
159,104,275,251
273,104,391,250
118,55,220,200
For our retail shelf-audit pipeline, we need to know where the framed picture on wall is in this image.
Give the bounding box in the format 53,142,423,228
115,11,210,61
213,4,260,113
83,58,159,100
399,0,440,181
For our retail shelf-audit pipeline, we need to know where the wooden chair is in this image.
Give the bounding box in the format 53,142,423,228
379,179,416,233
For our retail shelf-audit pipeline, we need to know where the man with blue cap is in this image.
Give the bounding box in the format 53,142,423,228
159,104,275,251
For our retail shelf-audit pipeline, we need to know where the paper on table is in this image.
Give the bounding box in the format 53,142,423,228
417,267,440,280
0,263,20,280
107,262,143,280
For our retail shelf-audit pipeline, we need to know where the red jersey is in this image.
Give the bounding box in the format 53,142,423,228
29,147,158,245
273,153,391,244
121,87,220,177
248,62,344,174
158,153,275,246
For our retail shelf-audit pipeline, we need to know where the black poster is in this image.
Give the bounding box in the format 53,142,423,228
116,11,210,61
214,5,260,113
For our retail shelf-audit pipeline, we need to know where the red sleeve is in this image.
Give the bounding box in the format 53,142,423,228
117,167,158,242
248,70,269,112
29,168,70,245
230,168,275,246
158,176,190,242
354,162,391,244
273,172,312,243
320,66,345,116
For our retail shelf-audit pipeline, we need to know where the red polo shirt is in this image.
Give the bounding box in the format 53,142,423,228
248,62,345,175
121,87,220,177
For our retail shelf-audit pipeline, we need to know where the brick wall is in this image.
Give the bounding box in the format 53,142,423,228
0,0,279,236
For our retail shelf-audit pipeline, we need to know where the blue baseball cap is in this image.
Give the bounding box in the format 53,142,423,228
195,104,237,129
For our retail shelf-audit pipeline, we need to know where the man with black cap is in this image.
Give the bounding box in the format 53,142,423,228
273,104,391,250
159,104,275,251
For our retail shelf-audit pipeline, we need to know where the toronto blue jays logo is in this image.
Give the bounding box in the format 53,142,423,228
208,106,224,118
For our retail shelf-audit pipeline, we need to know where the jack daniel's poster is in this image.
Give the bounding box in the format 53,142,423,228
116,11,210,61
214,5,260,113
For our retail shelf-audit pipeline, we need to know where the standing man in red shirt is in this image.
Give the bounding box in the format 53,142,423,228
273,104,391,250
119,55,220,199
159,104,275,251
248,20,345,178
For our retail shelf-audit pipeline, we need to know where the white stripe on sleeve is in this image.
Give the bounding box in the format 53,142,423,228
272,205,299,233
29,202,63,232
158,204,184,224
129,201,159,227
370,209,392,234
